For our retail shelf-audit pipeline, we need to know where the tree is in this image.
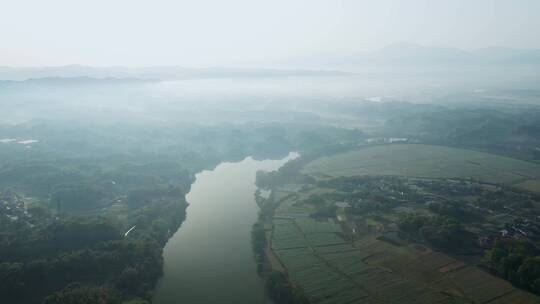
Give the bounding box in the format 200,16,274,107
0,262,24,302
43,283,122,304
485,238,540,294
117,267,140,294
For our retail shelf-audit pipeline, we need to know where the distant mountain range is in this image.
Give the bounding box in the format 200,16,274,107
0,66,349,81
327,42,540,67
1,43,539,81
372,43,540,64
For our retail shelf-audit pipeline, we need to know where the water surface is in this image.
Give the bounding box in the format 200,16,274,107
153,153,297,304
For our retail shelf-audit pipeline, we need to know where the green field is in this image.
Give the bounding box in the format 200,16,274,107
266,172,540,303
302,144,540,186
271,217,539,303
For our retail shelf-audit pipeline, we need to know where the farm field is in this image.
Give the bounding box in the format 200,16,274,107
516,179,540,193
264,175,540,304
270,215,539,304
301,144,540,187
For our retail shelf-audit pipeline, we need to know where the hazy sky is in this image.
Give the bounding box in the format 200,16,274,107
1,0,539,67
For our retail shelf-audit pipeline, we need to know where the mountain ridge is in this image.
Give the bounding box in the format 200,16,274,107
0,65,350,81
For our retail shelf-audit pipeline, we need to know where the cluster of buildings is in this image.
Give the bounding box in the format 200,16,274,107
501,218,540,240
366,137,409,144
0,190,31,224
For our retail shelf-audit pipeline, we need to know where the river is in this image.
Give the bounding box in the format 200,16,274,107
153,153,298,304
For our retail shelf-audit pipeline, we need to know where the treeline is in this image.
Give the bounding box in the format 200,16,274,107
485,238,540,295
0,192,187,304
0,160,193,214
399,213,540,296
0,237,162,303
398,213,477,254
383,107,540,162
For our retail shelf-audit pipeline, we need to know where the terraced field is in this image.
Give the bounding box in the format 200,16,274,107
301,144,540,187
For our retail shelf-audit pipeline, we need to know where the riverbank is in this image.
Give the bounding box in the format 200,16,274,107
153,154,296,304
253,179,309,304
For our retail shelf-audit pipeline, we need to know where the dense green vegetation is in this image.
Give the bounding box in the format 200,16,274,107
485,238,540,294
0,193,187,304
397,213,475,253
382,107,540,162
0,120,363,303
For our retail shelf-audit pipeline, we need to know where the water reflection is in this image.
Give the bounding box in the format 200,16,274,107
153,152,298,304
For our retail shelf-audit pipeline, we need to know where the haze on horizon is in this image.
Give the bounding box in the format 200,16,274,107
2,0,540,68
